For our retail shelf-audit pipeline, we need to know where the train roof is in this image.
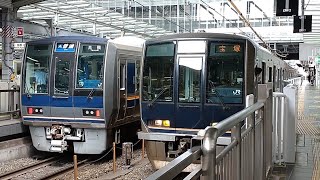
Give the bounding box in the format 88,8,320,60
145,32,254,44
27,36,109,44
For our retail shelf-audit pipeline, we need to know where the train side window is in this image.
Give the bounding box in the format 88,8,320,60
268,67,272,82
261,62,266,84
120,63,126,90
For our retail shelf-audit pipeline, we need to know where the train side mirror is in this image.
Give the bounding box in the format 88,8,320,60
255,67,263,76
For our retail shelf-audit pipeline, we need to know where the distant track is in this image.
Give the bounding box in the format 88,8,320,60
40,158,89,180
0,156,61,180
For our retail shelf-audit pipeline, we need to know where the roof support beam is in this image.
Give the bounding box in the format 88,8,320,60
30,4,154,38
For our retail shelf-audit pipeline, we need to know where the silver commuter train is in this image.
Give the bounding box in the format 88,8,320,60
21,36,144,154
138,33,300,169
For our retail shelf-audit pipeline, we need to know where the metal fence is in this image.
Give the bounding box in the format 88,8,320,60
0,87,20,120
146,85,273,180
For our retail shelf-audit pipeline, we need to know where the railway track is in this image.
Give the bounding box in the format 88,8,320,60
0,155,89,180
0,156,61,180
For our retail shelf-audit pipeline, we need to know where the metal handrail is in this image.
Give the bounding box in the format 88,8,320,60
147,101,269,180
146,146,202,180
214,102,264,136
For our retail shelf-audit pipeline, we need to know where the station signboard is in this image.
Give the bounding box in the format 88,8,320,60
276,0,298,16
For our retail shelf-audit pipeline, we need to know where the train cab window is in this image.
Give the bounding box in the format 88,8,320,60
206,42,244,104
178,57,202,103
24,44,52,94
142,43,175,102
54,57,70,94
76,44,105,89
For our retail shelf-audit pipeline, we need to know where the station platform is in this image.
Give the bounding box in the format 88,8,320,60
269,81,320,180
0,118,27,139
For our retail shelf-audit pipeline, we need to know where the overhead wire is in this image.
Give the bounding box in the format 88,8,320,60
226,0,287,58
200,0,249,36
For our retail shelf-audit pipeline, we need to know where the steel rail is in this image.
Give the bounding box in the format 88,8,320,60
0,156,61,180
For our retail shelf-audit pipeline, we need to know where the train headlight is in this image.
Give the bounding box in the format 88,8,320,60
153,120,170,127
155,120,163,126
162,120,170,127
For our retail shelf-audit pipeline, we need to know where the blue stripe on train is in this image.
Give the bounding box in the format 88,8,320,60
23,117,105,124
21,95,103,108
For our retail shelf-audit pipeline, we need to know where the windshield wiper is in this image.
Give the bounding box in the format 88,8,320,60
208,81,229,110
87,66,104,100
147,86,170,107
87,88,96,99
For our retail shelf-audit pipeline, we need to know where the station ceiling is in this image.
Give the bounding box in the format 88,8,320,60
17,0,173,39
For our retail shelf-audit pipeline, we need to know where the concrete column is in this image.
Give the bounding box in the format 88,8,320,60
1,8,15,81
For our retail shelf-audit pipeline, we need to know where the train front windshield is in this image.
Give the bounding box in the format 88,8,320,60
206,43,244,104
142,41,244,104
142,43,174,102
24,44,51,94
76,44,105,89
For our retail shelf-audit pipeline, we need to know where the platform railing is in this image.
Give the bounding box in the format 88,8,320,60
287,76,304,86
146,85,273,180
0,88,20,120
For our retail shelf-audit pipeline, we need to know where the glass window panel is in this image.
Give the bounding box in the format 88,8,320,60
178,57,202,103
206,42,244,104
76,44,105,89
177,41,206,53
24,44,52,94
54,56,70,94
142,43,175,102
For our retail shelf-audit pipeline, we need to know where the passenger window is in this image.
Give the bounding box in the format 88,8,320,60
268,67,272,82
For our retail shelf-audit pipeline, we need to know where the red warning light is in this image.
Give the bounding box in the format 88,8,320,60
28,107,33,114
96,110,100,117
17,27,24,37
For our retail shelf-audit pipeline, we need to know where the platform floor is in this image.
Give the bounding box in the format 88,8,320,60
267,81,320,180
0,118,27,138
289,81,320,180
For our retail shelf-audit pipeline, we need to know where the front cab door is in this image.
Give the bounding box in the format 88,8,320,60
175,55,204,129
50,42,76,119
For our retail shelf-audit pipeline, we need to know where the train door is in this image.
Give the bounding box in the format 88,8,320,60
175,55,204,128
49,42,76,117
117,59,140,121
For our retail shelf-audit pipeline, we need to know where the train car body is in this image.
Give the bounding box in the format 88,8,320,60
21,36,143,154
138,33,298,169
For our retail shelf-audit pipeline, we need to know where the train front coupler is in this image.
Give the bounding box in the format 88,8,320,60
46,125,84,153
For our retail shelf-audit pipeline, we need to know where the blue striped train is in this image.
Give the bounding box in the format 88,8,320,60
21,36,144,154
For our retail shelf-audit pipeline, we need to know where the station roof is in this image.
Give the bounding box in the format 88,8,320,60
17,0,173,39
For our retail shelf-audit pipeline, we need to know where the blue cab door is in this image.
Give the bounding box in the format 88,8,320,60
49,42,76,118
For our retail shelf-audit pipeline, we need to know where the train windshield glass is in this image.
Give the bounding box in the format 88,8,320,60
178,57,202,103
206,42,244,104
76,44,105,89
142,43,175,102
24,44,52,94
